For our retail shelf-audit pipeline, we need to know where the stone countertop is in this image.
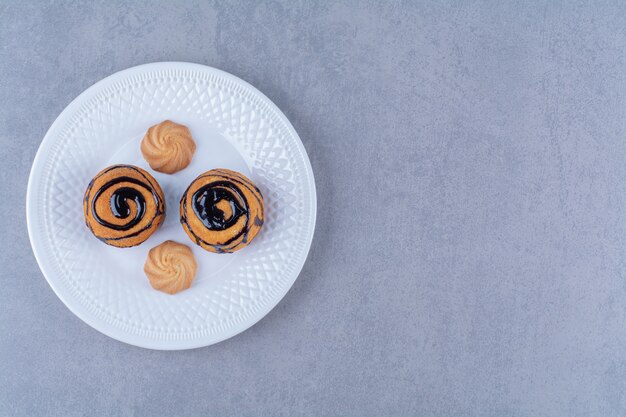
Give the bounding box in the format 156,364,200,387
1,1,626,416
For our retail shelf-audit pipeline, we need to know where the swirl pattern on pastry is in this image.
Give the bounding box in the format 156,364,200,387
180,169,264,253
144,240,197,294
141,120,196,174
83,165,165,248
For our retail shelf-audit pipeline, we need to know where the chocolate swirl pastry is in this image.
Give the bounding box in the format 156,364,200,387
180,169,264,253
83,165,165,248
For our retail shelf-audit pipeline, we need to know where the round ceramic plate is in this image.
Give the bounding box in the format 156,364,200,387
26,62,316,350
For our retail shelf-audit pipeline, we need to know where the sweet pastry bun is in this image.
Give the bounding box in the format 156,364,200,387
83,165,165,248
180,169,264,253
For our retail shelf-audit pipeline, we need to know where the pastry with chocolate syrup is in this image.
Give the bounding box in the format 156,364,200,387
83,165,165,248
180,169,264,253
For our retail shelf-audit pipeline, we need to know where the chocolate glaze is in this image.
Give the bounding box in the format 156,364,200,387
91,177,149,231
192,182,248,230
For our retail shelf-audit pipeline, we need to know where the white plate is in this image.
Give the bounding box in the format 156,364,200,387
26,62,316,350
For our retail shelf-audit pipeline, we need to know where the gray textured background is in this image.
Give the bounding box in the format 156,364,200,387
1,1,626,416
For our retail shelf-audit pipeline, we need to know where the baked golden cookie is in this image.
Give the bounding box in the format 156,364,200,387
180,169,264,253
83,165,165,248
141,120,196,174
144,240,197,294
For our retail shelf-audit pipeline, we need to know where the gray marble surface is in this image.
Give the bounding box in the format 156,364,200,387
2,1,626,416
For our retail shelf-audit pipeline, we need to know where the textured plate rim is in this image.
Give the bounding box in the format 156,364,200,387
26,62,317,350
